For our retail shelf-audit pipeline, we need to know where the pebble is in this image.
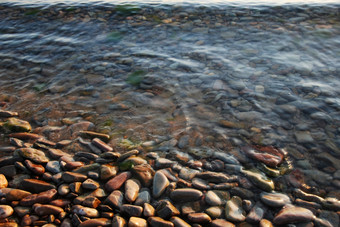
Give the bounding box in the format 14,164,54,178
132,164,155,187
0,174,8,189
34,204,64,216
170,216,191,227
156,200,180,219
210,219,235,227
5,189,31,201
225,196,246,222
78,218,111,227
45,161,61,174
0,205,14,218
20,189,57,206
205,190,223,206
170,188,203,202
100,164,118,180
121,204,143,217
153,171,169,198
82,179,100,190
125,179,141,203
206,206,223,219
112,216,127,227
62,172,88,183
135,190,151,206
260,192,291,207
273,205,315,225
246,201,267,223
143,203,155,217
148,216,174,227
104,190,124,209
187,212,212,224
105,171,131,192
17,148,49,164
71,205,99,218
128,217,147,227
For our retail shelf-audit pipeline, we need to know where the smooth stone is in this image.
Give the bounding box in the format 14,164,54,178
73,163,101,174
47,148,72,160
153,171,169,198
92,138,113,152
179,167,199,180
192,178,210,190
241,169,274,192
148,217,174,227
170,188,203,202
105,171,131,192
20,178,56,193
132,164,155,187
205,191,223,206
82,196,101,208
0,110,18,118
155,158,176,169
13,206,30,217
100,164,118,181
50,199,71,208
104,190,124,209
5,189,31,201
24,159,45,175
0,165,16,178
112,216,127,227
260,192,291,207
20,189,57,206
273,205,315,225
125,179,141,203
58,184,70,195
45,161,61,174
135,190,151,206
82,179,100,190
225,196,246,222
128,217,147,227
17,148,49,164
120,157,147,171
71,205,99,218
117,150,139,162
206,206,223,219
78,218,111,227
62,172,88,183
156,200,180,219
121,204,143,217
187,212,212,224
242,146,284,168
169,217,191,227
0,174,8,188
34,204,64,215
0,223,18,227
195,171,232,183
79,131,110,142
246,201,267,224
69,182,82,194
143,203,155,217
295,131,314,143
259,219,273,227
0,205,14,218
211,219,235,227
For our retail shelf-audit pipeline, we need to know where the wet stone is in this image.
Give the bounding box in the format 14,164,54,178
187,212,212,224
62,172,88,183
206,206,224,219
225,196,246,222
17,148,49,164
241,169,274,192
143,203,155,217
34,204,64,216
179,167,199,180
125,179,141,203
3,118,31,132
260,192,291,207
104,190,124,209
205,191,223,206
134,190,151,206
153,171,169,198
100,164,118,180
82,196,101,208
24,159,45,175
246,201,267,224
5,189,31,201
128,217,147,227
112,216,127,227
45,161,61,174
192,178,211,190
78,218,111,227
259,219,273,227
71,205,99,218
211,219,235,227
82,178,100,190
20,189,57,206
132,164,155,187
156,200,180,219
169,217,191,227
273,205,315,225
170,188,203,202
91,138,113,152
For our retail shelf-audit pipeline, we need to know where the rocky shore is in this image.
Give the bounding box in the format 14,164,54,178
0,109,339,226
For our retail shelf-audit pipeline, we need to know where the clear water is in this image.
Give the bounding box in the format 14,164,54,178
0,0,340,196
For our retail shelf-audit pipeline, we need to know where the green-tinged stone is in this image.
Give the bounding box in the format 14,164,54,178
241,169,274,192
3,118,31,132
73,163,101,173
120,157,147,171
115,4,141,15
119,160,134,171
126,71,146,86
17,148,49,164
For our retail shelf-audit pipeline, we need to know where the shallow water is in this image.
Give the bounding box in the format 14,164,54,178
0,0,340,196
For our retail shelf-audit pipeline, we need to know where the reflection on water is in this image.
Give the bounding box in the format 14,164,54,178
0,0,340,209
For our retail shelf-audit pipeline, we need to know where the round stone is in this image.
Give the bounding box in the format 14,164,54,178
0,205,14,218
153,171,169,198
170,188,203,202
125,179,141,203
205,191,223,206
0,174,8,189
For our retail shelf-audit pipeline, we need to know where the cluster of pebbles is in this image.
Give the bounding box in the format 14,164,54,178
0,108,339,227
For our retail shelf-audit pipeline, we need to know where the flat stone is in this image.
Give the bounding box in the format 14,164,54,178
120,157,147,171
205,191,223,206
112,216,127,227
20,189,57,206
13,206,30,217
105,171,131,192
0,174,9,188
169,217,191,227
259,219,273,227
192,178,210,190
17,148,49,164
104,190,124,209
24,160,45,176
295,131,314,143
121,204,143,217
20,178,56,193
188,212,212,224
0,205,14,218
45,161,61,174
125,179,141,203
170,188,203,202
153,171,169,198
225,196,246,222
71,205,99,218
128,217,147,227
0,165,16,178
241,169,274,192
92,138,113,152
179,167,199,180
78,218,111,227
34,204,64,216
132,164,155,187
0,110,18,118
5,189,31,201
273,205,315,225
62,172,88,183
4,118,31,132
135,190,151,206
47,148,72,160
206,206,224,219
246,201,267,224
260,192,291,207
148,217,174,227
82,196,101,208
211,219,235,227
196,171,232,183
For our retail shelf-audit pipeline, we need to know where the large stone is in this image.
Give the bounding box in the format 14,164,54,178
71,205,99,218
0,205,14,218
170,188,203,202
260,192,291,207
153,171,169,198
20,189,57,206
125,179,141,203
5,189,31,201
20,179,56,193
104,190,124,209
156,200,180,219
62,172,88,183
17,148,49,164
0,174,8,189
3,118,31,132
34,204,64,216
105,171,131,192
273,205,315,225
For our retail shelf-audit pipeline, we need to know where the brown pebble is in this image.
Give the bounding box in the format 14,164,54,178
112,216,127,227
20,189,57,206
128,217,147,227
188,213,212,223
34,204,64,216
121,204,143,217
148,216,174,227
105,171,131,192
211,219,235,227
170,217,191,227
143,203,155,217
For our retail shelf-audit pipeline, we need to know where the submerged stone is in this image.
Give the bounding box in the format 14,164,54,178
225,196,246,222
273,205,315,225
17,148,49,164
3,118,31,132
241,169,274,192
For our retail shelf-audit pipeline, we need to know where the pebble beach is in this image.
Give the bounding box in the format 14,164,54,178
0,1,340,226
